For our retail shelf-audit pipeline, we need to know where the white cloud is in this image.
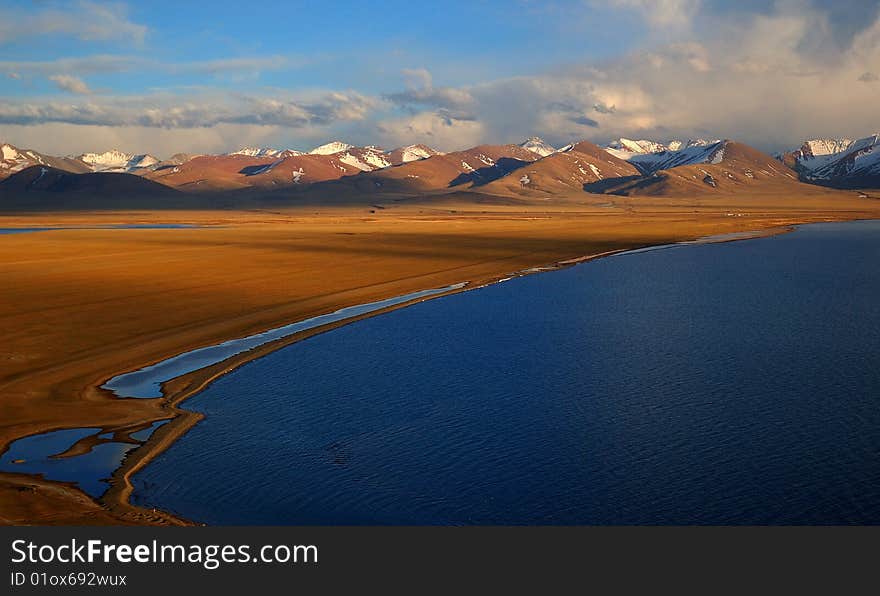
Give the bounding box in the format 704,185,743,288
374,2,880,152
376,110,484,150
48,74,93,95
385,67,474,111
606,0,701,29
0,1,148,46
0,122,285,157
0,54,295,78
0,91,378,129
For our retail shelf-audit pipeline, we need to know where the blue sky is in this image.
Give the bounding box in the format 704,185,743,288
1,1,651,95
1,0,879,156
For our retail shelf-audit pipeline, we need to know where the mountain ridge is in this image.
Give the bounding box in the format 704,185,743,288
1,133,876,210
781,134,880,188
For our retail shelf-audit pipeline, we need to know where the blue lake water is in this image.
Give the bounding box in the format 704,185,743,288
0,224,200,235
0,421,169,497
0,228,54,234
131,220,880,525
1,428,134,497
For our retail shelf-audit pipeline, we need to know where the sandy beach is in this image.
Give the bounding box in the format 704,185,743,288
2,192,879,525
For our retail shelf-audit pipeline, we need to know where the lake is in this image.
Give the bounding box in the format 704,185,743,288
0,224,200,235
131,220,880,524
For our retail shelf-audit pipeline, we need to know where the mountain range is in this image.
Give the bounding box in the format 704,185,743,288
1,133,877,209
779,135,880,188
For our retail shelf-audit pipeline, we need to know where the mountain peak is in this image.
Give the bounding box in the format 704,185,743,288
788,134,880,186
607,139,726,174
605,138,715,160
519,137,556,157
78,149,161,172
229,147,282,157
606,138,667,155
1,143,21,161
78,149,134,169
309,141,354,155
80,148,132,160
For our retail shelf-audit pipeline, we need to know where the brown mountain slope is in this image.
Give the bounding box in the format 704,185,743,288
301,144,540,200
231,150,383,188
0,165,179,210
145,146,394,191
1,142,91,180
145,154,279,191
601,141,812,196
480,141,641,197
150,153,201,171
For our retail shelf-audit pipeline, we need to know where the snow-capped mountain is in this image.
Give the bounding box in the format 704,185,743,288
786,134,880,187
1,142,91,179
337,146,391,171
801,138,854,159
387,144,442,164
605,138,712,158
78,150,160,173
235,142,442,166
780,135,879,184
7,134,871,197
483,140,640,195
228,147,304,158
1,143,43,174
605,138,722,174
309,141,355,155
230,147,279,157
600,141,800,196
79,149,134,170
605,138,670,157
127,154,160,170
519,137,556,157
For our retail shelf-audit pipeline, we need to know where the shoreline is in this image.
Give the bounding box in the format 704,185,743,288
98,221,796,525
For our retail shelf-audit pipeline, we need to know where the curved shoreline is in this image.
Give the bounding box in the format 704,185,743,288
97,222,796,524
103,284,467,399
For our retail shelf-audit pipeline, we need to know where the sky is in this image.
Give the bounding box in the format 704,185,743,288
0,0,878,157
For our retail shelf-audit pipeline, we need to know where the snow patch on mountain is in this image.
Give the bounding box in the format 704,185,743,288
309,141,354,155
230,147,283,157
394,144,438,162
79,149,134,170
802,134,880,181
360,147,391,169
338,152,372,171
2,144,20,161
0,144,37,173
605,139,724,174
78,149,160,172
803,138,853,158
605,138,667,157
788,138,858,173
519,137,556,157
605,138,712,162
128,154,159,169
